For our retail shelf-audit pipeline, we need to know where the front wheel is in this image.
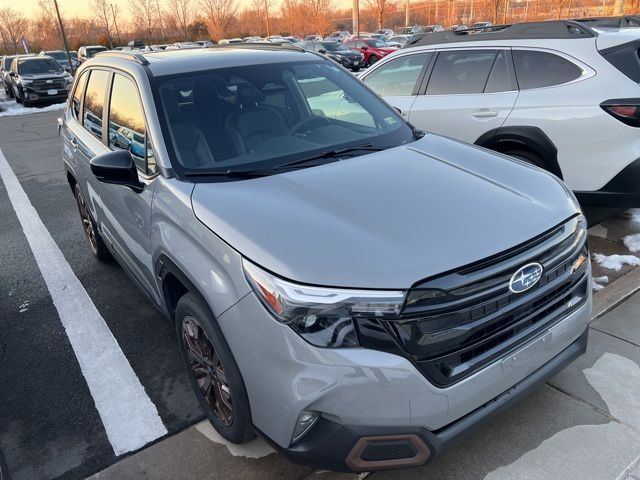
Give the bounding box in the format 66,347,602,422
74,184,112,261
367,55,378,66
176,293,255,444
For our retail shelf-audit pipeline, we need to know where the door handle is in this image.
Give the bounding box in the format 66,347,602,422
472,110,499,118
70,136,78,149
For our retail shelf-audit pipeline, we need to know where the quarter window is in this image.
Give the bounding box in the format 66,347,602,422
83,69,110,141
513,50,583,89
364,53,431,97
427,50,498,95
108,73,155,175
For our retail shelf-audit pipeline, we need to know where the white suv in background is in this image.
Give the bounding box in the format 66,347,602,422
360,21,640,206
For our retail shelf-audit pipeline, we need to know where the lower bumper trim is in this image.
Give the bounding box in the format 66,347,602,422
259,327,588,472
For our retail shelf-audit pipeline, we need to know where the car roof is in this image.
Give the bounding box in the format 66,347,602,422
92,45,317,77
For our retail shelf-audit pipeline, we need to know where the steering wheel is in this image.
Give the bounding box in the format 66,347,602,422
288,116,332,135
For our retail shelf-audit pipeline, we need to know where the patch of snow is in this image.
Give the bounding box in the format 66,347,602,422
623,233,640,253
594,276,609,284
0,101,65,118
593,282,605,292
592,253,640,272
195,421,274,458
621,209,640,223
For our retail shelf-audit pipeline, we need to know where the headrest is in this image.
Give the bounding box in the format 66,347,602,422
235,82,265,106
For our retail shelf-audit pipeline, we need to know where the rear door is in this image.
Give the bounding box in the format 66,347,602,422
361,51,433,121
408,48,518,142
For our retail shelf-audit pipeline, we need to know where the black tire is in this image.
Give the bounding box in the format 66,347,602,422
502,149,546,170
74,184,112,261
352,67,360,72
13,87,21,103
6,85,13,98
175,293,255,444
367,55,378,66
23,99,32,108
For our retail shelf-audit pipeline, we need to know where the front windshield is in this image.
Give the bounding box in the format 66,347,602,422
47,51,67,60
323,42,349,52
18,58,63,74
366,39,389,48
156,60,413,178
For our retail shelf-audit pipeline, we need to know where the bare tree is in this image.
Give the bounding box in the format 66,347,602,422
200,0,238,39
129,0,157,40
301,0,335,35
166,0,194,39
0,8,29,53
364,0,397,29
92,0,114,48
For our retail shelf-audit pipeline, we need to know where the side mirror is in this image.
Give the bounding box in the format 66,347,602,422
361,45,368,50
9,71,16,77
318,48,326,54
90,150,143,193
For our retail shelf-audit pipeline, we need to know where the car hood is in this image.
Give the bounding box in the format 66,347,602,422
191,135,579,289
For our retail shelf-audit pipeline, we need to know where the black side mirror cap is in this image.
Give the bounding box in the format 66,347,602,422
318,49,326,54
90,150,144,193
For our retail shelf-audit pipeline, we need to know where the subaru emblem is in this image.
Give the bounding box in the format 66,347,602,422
509,263,543,293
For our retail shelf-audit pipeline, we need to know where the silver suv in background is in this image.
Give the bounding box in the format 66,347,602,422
61,45,591,472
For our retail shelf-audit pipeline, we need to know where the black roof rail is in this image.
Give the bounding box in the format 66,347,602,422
571,15,640,28
208,42,305,52
94,50,149,65
406,21,597,48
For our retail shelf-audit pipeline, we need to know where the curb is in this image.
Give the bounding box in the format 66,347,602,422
592,266,640,321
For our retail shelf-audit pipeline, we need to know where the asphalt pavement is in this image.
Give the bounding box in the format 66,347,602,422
1,100,640,480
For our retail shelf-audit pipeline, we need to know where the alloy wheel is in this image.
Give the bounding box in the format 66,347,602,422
182,316,233,426
76,192,98,253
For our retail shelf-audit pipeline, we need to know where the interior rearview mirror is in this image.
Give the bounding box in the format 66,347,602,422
90,150,144,193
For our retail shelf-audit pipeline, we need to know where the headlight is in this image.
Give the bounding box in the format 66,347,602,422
243,260,405,348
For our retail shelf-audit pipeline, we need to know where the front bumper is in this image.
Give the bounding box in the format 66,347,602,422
217,281,591,471
270,327,588,472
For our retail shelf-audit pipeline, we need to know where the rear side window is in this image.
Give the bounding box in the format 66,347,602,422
364,53,431,96
108,74,155,175
513,50,582,89
485,51,512,93
427,50,498,95
83,69,110,141
71,71,88,121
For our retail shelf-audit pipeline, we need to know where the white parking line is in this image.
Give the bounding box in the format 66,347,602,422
0,148,167,455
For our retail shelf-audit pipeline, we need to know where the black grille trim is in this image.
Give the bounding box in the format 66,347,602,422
358,218,589,387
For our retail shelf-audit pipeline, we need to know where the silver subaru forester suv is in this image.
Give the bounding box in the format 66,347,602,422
61,45,591,472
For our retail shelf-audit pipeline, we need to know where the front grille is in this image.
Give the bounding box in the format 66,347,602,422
368,216,589,387
28,78,66,92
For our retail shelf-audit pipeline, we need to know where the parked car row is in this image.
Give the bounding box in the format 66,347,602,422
61,39,591,474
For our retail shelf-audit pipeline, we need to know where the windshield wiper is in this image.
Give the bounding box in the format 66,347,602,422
275,143,386,170
183,168,274,178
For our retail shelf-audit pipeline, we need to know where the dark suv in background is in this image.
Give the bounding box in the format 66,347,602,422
302,41,365,71
9,56,73,107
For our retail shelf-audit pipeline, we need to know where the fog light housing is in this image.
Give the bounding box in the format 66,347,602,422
292,411,319,444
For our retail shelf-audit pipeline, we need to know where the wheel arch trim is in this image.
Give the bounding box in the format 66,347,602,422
475,126,562,179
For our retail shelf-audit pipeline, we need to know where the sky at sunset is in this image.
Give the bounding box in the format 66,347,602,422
0,0,354,18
